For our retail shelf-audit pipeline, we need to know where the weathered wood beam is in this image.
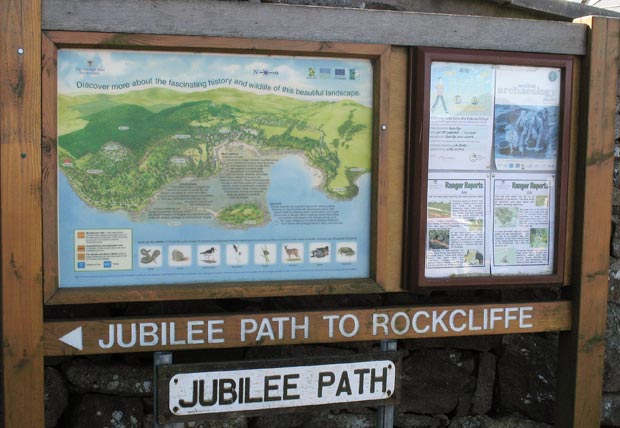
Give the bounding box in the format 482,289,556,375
1,0,44,426
42,0,587,55
557,15,620,428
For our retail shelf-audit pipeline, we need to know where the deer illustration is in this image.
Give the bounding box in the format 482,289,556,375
284,245,301,261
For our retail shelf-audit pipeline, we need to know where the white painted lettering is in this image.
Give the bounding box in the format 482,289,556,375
291,316,309,339
484,308,489,329
505,307,519,329
338,314,359,338
272,317,289,340
240,319,258,342
256,318,276,341
118,323,137,348
449,309,467,332
519,306,534,328
432,310,449,333
169,322,186,345
139,322,159,346
468,309,482,331
412,311,430,333
489,308,504,329
187,321,205,345
390,312,410,335
207,320,225,344
161,322,168,346
322,315,339,338
99,324,115,349
372,313,389,336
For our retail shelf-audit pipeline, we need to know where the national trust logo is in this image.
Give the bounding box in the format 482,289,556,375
75,59,104,76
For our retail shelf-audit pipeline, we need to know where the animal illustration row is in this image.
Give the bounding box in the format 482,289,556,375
138,242,358,268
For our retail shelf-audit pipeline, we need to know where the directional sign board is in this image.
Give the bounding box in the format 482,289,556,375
44,302,572,356
156,353,401,423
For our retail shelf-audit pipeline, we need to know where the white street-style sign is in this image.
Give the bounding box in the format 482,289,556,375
157,354,401,422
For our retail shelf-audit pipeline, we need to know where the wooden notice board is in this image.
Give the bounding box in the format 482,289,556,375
1,1,619,427
40,31,406,305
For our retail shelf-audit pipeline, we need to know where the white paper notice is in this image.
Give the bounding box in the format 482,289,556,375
425,173,491,278
493,66,561,171
428,62,495,171
491,173,555,276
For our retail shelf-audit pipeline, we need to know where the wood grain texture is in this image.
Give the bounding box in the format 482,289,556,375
41,0,587,55
557,16,620,428
44,31,387,57
44,301,572,356
372,46,391,287
380,47,408,292
1,0,44,426
42,34,59,302
564,58,581,284
46,279,384,305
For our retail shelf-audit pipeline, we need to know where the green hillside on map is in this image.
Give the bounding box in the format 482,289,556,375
58,87,371,213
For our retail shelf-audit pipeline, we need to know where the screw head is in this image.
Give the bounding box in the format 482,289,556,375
17,48,24,55
380,124,387,131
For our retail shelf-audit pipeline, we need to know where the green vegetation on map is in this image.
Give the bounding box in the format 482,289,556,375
218,203,264,225
58,87,371,219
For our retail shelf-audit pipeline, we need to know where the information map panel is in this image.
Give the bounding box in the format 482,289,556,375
55,48,374,288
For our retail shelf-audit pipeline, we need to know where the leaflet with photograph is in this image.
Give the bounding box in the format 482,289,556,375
493,66,561,171
491,173,555,276
425,173,491,277
428,62,495,171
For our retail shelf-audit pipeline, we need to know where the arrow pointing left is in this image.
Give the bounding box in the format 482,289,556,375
59,326,83,351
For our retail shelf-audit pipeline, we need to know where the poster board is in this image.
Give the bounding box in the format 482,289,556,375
41,32,401,304
0,0,613,425
406,48,573,288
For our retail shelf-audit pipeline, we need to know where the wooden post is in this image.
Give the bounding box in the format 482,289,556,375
1,0,44,427
557,16,620,428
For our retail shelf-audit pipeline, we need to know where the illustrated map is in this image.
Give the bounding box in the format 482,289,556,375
57,49,373,287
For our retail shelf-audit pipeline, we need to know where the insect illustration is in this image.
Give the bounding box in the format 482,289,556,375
140,248,161,265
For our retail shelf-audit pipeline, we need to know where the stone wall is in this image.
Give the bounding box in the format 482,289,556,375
602,77,620,427
39,2,620,428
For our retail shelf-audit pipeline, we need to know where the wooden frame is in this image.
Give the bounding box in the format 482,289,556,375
41,31,405,304
405,47,574,289
0,0,615,426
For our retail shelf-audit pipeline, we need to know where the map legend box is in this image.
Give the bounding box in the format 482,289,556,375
73,229,132,272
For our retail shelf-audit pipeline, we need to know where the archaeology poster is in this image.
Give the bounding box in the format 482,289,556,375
56,49,373,287
493,66,561,171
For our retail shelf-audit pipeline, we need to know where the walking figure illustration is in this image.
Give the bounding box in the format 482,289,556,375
432,77,448,114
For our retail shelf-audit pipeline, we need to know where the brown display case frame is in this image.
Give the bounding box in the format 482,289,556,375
405,47,574,289
41,31,406,304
